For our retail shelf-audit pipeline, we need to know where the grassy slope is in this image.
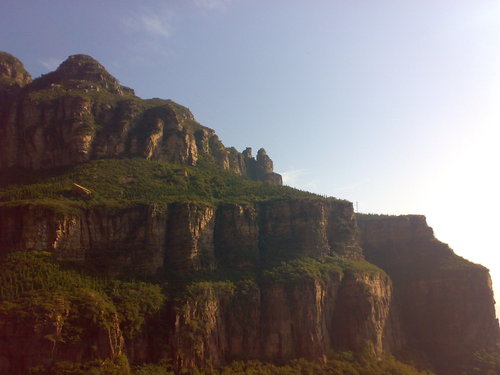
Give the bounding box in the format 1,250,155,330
0,157,328,212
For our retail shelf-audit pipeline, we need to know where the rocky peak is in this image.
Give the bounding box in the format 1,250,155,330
29,54,134,95
256,148,273,174
0,51,32,87
242,147,253,158
241,147,282,185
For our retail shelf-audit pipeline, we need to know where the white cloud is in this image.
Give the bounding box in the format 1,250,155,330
140,14,171,38
282,169,308,187
122,11,172,39
39,57,63,71
193,0,234,11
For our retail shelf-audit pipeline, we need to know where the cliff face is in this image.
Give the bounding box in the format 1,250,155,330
358,215,499,374
171,269,392,369
0,198,360,274
0,199,394,371
0,52,281,185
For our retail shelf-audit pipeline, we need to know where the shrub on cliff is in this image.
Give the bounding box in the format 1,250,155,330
0,251,165,345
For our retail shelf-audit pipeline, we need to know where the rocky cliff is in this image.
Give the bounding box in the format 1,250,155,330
358,214,500,374
0,52,498,375
0,52,281,185
0,198,360,273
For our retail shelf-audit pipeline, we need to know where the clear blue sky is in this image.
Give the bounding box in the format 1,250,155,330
2,0,500,309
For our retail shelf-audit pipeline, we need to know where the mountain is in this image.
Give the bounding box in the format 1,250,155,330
0,52,498,375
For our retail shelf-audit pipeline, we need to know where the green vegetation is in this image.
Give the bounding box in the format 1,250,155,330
29,355,130,375
462,344,500,375
0,157,323,210
0,251,165,341
260,256,388,285
261,256,343,284
0,251,103,300
131,356,434,375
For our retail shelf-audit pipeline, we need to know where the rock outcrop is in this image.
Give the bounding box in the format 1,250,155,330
357,214,500,375
0,52,282,185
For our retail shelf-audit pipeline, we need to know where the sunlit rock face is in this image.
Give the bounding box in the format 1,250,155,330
358,214,500,375
0,52,282,185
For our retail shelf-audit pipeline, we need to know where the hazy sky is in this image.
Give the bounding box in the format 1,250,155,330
2,0,500,309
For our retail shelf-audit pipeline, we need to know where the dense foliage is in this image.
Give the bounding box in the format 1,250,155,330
0,251,165,343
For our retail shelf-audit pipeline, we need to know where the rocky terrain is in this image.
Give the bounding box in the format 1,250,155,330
0,52,498,375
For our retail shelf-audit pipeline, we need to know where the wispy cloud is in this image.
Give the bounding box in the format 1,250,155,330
331,178,372,193
282,169,321,193
282,169,308,187
193,0,234,11
122,11,172,39
39,57,63,71
140,14,171,38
